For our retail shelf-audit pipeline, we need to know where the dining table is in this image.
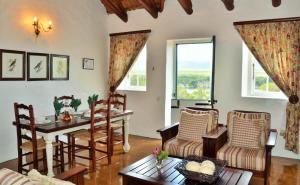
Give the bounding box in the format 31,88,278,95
12,110,133,177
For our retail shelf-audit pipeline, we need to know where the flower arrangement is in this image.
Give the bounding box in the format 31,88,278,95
70,98,81,112
87,94,99,108
53,99,64,118
152,147,168,168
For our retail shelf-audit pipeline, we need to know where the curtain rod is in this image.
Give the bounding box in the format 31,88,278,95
233,16,300,26
109,29,151,37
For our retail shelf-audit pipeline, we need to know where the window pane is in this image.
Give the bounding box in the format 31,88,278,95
176,43,213,100
117,45,147,91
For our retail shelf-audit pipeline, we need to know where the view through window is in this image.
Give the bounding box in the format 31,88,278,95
117,45,147,91
175,40,214,100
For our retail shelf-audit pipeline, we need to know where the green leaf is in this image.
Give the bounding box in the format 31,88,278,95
70,98,81,111
53,99,64,115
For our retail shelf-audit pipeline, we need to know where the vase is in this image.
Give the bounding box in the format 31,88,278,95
156,159,164,169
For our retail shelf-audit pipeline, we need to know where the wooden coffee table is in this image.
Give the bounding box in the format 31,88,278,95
119,155,253,185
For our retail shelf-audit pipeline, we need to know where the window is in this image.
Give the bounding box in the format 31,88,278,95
173,37,215,101
117,45,147,91
242,43,286,99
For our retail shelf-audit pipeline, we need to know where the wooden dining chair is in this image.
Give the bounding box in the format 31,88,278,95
14,103,64,174
71,98,112,172
54,95,74,165
109,92,126,155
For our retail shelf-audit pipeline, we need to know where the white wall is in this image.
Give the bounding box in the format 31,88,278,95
107,0,300,159
0,0,108,162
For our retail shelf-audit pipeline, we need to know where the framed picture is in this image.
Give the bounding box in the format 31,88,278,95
27,52,49,81
82,58,94,70
50,54,69,80
0,49,26,81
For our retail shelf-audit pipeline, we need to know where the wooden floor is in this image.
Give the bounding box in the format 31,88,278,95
1,135,300,185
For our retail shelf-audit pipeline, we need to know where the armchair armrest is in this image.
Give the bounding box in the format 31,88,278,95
202,126,228,158
157,123,179,149
266,129,277,150
55,166,86,185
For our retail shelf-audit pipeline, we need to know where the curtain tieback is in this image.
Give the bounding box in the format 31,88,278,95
289,95,299,104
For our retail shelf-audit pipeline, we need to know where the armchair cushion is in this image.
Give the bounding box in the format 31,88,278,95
184,108,219,133
0,168,38,185
228,111,270,149
177,111,210,142
164,138,203,158
217,144,266,171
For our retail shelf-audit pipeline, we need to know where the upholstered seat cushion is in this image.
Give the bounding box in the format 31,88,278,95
0,168,38,185
164,138,203,158
177,111,209,142
217,144,266,171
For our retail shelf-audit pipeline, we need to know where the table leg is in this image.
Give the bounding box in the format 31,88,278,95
123,116,131,153
45,135,55,177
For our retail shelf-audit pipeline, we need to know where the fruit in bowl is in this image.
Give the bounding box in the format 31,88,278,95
185,160,216,175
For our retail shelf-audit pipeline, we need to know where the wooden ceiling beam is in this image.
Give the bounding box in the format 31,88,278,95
177,0,193,15
159,0,165,12
222,0,234,11
101,0,128,22
138,0,159,18
272,0,281,7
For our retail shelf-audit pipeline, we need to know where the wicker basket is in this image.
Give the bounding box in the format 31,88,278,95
175,156,227,184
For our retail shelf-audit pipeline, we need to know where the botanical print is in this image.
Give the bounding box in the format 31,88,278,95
2,52,24,78
51,55,69,79
28,55,48,79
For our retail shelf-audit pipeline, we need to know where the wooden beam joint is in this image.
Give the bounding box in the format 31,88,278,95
177,0,193,15
138,0,159,18
272,0,281,7
222,0,234,11
100,0,128,22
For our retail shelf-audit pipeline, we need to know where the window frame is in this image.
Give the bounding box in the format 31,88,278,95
241,43,287,100
117,45,147,92
173,36,216,103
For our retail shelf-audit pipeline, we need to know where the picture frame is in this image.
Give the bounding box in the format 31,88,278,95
50,54,69,80
0,49,26,81
27,52,49,81
82,58,94,70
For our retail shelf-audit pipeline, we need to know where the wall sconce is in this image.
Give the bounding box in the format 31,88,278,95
32,16,52,37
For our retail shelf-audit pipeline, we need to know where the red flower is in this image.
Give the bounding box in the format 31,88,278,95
152,147,159,156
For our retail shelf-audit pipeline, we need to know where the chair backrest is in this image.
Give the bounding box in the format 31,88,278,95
183,107,219,133
14,103,38,164
90,98,111,139
54,95,74,108
109,92,126,111
227,110,271,149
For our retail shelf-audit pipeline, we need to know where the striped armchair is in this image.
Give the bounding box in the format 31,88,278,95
157,107,220,158
216,110,277,185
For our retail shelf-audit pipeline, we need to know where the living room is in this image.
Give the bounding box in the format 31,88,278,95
0,0,299,185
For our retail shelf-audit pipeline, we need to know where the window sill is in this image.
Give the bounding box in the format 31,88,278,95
117,87,146,92
241,95,287,101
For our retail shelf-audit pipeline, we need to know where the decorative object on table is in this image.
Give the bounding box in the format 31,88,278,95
0,49,26,81
27,52,49,81
50,54,69,80
87,94,99,109
82,58,94,70
32,16,53,38
70,98,81,112
152,147,168,169
53,99,64,120
62,111,72,122
175,155,227,184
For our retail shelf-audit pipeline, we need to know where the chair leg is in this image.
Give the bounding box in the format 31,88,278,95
55,136,59,160
91,141,96,172
67,134,72,165
42,149,48,174
110,129,114,156
60,142,65,172
122,121,125,145
107,137,111,165
71,137,76,167
17,149,22,173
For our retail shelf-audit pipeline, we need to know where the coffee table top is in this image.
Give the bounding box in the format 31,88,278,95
119,155,253,185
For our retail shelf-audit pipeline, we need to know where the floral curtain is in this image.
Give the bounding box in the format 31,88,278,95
235,21,300,153
108,31,150,92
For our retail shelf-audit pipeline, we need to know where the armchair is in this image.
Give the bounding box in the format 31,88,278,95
215,110,277,185
157,107,220,158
